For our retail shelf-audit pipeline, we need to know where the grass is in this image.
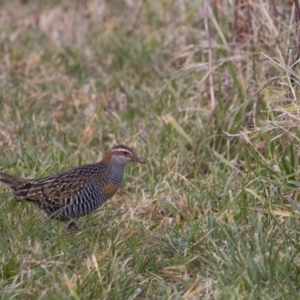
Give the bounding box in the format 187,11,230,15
1,0,300,299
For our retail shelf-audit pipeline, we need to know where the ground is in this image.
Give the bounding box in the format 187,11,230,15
0,0,300,299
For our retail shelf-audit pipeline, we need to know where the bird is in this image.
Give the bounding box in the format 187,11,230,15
0,144,145,231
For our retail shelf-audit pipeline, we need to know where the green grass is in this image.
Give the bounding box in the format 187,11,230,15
1,0,300,299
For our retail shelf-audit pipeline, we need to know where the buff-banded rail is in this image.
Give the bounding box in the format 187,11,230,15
0,145,145,231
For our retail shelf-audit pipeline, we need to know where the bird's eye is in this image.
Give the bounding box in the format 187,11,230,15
123,151,128,155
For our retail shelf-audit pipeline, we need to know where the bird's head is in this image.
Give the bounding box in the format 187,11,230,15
103,145,146,166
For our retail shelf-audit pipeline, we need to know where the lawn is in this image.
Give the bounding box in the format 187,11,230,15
0,0,300,299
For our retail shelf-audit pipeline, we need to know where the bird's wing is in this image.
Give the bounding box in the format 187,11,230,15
14,167,93,207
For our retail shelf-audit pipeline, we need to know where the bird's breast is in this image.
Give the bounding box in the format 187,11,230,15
101,182,119,197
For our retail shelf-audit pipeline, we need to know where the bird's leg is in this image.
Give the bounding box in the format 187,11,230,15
63,220,81,233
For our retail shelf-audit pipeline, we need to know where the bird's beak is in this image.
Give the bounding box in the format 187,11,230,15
132,155,146,164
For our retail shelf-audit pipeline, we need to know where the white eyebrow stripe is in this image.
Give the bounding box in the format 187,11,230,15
111,148,132,154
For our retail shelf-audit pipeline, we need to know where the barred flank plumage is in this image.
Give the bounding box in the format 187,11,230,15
0,145,145,230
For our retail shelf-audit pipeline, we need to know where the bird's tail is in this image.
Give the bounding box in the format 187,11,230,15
0,172,27,190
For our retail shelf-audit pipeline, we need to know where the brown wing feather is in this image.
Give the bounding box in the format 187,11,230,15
2,165,97,207
18,176,89,207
